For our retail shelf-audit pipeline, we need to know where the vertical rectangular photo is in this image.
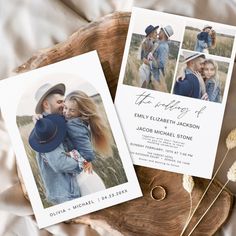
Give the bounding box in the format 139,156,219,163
122,8,183,93
115,7,236,179
0,51,142,228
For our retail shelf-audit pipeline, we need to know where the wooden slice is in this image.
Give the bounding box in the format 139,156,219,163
72,166,233,236
16,11,233,236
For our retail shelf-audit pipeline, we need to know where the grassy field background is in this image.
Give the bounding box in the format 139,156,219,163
123,33,180,93
174,58,229,102
182,27,234,58
16,95,128,208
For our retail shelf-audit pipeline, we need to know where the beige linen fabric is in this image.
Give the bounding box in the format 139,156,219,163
0,0,235,235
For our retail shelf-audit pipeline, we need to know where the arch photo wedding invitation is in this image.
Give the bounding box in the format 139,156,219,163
115,7,236,178
0,51,142,228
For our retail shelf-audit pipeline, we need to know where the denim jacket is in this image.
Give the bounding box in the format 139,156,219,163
205,78,221,103
66,118,95,162
194,33,212,52
152,41,169,69
36,141,83,205
152,41,169,80
140,38,155,60
174,68,200,98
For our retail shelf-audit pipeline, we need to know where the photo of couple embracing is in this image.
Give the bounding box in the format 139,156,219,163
16,78,127,208
183,22,235,58
123,22,180,93
173,51,229,103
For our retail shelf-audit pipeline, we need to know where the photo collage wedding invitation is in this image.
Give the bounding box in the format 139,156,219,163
115,7,236,178
0,51,142,228
1,7,236,229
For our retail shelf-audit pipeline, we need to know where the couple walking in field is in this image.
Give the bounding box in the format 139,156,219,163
138,24,174,90
28,83,112,205
174,51,221,103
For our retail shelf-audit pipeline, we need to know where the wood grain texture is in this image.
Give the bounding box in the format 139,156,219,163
16,11,234,236
72,166,233,236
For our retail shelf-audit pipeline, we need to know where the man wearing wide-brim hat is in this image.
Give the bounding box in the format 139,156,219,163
202,24,212,31
151,25,174,88
173,51,207,99
139,24,159,88
35,83,65,115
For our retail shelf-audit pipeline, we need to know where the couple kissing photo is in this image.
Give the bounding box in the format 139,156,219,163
123,13,181,93
16,74,128,208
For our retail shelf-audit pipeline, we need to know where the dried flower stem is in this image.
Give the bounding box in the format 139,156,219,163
180,175,194,236
187,180,229,236
180,149,229,236
187,161,236,235
187,194,193,225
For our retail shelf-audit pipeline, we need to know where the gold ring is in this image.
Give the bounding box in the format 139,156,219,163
150,185,166,201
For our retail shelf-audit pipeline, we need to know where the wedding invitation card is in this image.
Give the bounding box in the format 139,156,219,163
0,51,142,228
115,7,236,178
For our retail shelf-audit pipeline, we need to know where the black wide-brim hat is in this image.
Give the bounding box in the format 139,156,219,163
145,25,159,37
29,114,66,153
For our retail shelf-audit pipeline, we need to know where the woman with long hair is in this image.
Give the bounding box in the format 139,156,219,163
204,59,221,103
202,30,217,53
210,30,217,48
138,25,159,88
64,90,113,195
